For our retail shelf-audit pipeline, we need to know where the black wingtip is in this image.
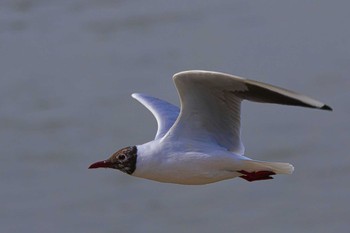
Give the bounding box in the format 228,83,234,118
321,104,333,111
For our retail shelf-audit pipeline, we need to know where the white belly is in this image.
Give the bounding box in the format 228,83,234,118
134,169,240,185
133,150,243,185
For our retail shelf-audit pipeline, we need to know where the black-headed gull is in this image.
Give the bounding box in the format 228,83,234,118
89,70,332,184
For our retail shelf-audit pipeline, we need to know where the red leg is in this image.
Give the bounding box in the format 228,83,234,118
238,170,276,182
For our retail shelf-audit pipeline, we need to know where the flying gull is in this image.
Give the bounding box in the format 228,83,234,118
89,70,332,184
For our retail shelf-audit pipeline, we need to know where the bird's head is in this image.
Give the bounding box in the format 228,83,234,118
88,146,137,175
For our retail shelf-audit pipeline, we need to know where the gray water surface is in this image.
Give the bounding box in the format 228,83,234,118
1,1,349,232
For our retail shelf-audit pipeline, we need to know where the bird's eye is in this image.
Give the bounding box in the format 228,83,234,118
118,154,126,161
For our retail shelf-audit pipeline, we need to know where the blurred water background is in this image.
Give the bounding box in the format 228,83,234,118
1,1,349,232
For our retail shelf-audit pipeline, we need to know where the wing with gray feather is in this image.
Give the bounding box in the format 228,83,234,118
132,93,180,140
165,70,331,155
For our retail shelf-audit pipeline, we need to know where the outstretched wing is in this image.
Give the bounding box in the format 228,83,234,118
132,93,180,140
164,70,331,155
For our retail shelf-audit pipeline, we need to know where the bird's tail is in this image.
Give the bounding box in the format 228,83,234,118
238,159,294,182
244,160,294,174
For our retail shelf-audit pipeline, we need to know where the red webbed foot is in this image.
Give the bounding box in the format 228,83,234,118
238,170,276,182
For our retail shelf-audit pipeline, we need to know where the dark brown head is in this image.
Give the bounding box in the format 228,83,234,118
88,146,137,175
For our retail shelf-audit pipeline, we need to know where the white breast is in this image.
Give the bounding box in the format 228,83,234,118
132,141,244,185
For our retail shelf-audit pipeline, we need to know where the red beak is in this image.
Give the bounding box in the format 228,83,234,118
88,160,112,169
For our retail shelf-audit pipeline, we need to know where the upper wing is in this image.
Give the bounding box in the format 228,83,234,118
132,93,180,140
164,70,332,155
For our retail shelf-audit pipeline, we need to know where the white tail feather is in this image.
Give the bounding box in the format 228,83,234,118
242,160,294,174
